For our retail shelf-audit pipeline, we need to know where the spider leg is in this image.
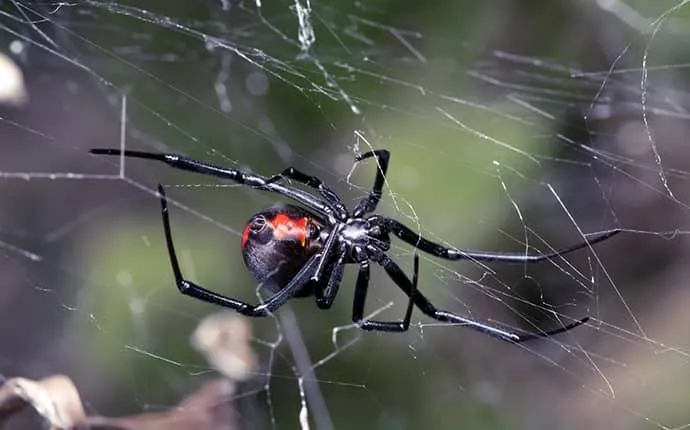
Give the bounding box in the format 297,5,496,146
158,184,324,316
311,224,342,285
315,244,347,309
351,255,417,332
376,217,621,263
375,253,588,343
90,149,339,222
266,167,349,220
352,150,390,217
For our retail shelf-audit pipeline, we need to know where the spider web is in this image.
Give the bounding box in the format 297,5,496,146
1,1,690,429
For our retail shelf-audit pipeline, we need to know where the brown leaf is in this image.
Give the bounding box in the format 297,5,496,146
84,379,239,430
0,374,86,429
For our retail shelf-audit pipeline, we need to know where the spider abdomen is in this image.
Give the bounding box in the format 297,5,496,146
241,205,323,296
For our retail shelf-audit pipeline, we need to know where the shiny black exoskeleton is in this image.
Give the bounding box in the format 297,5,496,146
90,147,621,343
241,204,324,296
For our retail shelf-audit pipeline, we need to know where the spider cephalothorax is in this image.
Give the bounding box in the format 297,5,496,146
90,147,620,343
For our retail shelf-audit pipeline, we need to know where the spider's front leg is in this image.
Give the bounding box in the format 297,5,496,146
374,216,621,264
375,252,588,343
352,150,390,217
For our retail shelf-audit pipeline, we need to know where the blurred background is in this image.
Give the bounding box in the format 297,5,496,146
1,1,690,429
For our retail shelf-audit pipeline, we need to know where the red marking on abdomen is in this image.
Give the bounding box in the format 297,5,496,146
241,224,251,248
269,213,308,246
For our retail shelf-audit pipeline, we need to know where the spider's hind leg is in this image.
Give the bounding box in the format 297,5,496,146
315,244,348,309
158,184,321,317
351,254,417,332
266,167,348,219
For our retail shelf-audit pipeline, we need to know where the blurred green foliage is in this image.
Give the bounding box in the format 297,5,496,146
41,0,688,429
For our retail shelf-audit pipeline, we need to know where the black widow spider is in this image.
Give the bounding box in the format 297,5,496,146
90,148,620,343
